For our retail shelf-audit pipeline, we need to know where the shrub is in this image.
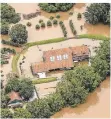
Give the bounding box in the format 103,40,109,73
47,20,52,26
69,11,73,15
53,19,58,25
1,39,22,47
59,21,63,24
56,14,60,19
39,19,43,23
35,24,40,29
27,22,32,27
32,77,57,84
41,22,45,28
77,13,82,19
1,108,13,118
49,16,54,20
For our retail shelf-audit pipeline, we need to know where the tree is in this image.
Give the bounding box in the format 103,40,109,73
13,108,32,118
1,108,13,118
56,14,60,19
5,78,34,101
9,24,28,44
1,91,10,108
77,13,82,19
1,3,20,24
91,56,109,80
5,78,21,94
19,78,34,101
41,22,45,28
39,3,74,13
53,19,58,25
63,65,101,92
26,99,51,118
1,21,9,35
46,93,64,114
84,3,110,25
35,24,40,29
56,79,88,107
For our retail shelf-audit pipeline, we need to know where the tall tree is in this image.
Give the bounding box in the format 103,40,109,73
1,3,20,24
9,24,28,44
63,65,101,92
84,3,110,25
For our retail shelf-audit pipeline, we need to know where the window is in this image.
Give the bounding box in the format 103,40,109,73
50,56,55,61
57,55,62,60
63,54,68,59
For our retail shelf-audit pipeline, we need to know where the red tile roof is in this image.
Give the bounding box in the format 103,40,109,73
31,45,89,73
9,91,22,102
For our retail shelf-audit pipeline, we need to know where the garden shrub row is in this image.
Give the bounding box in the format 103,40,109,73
69,20,77,35
1,39,22,47
32,77,57,84
78,34,110,40
59,21,67,37
1,48,16,54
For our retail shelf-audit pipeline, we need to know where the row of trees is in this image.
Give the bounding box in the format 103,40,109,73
38,3,74,13
84,3,110,25
69,20,77,36
59,21,67,37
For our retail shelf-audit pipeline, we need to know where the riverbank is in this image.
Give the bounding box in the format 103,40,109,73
51,76,110,118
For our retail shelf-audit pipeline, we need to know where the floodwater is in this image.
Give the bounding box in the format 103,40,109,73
51,76,110,118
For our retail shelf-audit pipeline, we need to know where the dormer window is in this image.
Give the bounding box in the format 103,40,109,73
50,56,55,61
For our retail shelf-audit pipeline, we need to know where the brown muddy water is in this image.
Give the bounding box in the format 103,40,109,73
51,76,110,118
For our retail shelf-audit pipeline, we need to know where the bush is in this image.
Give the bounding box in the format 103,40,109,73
49,16,54,20
53,19,58,25
39,19,43,23
1,60,9,65
41,22,45,28
78,34,110,40
77,13,82,19
1,39,22,47
59,21,63,25
47,20,52,26
69,11,73,15
35,24,40,29
1,108,13,118
56,14,60,19
32,77,57,84
27,22,32,27
1,48,16,54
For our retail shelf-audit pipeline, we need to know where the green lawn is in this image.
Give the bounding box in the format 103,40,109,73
32,77,57,84
78,34,110,40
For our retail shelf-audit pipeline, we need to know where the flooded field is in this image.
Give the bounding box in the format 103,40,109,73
51,76,110,118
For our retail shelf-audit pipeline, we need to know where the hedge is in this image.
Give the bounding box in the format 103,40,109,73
25,37,65,48
78,34,110,40
32,77,57,84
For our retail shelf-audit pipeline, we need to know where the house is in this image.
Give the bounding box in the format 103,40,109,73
8,91,23,108
31,45,90,78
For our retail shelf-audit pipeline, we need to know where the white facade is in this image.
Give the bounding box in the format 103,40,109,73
37,72,46,78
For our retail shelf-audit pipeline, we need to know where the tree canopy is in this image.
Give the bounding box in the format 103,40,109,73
1,3,20,24
1,108,13,118
39,3,74,13
1,21,9,35
84,3,110,25
5,78,34,101
9,24,28,44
